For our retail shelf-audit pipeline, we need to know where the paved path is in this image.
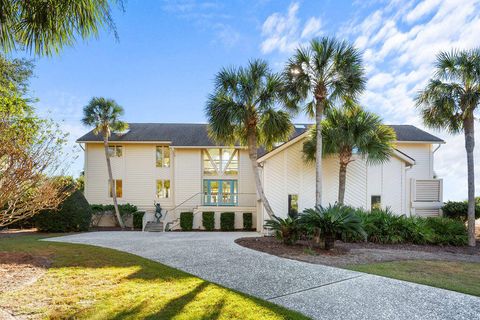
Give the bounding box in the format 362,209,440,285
46,232,480,320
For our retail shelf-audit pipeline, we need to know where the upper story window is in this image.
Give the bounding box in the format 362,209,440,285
203,148,238,175
156,146,170,167
108,145,123,157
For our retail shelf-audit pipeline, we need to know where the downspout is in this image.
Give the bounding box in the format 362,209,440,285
405,164,413,216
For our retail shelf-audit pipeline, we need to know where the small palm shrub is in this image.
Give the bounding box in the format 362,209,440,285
425,217,468,246
202,212,215,231
264,214,301,245
350,208,467,246
300,204,366,250
180,212,193,231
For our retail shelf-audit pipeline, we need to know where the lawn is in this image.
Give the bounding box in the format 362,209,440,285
0,234,309,320
347,260,480,297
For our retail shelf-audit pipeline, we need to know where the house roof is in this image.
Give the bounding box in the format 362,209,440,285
77,123,444,145
76,123,309,146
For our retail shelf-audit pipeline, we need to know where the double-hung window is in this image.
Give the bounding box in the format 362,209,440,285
156,146,170,167
108,145,123,157
108,179,123,198
156,179,171,198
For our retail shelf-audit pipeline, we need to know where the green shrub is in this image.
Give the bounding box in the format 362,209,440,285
442,201,480,222
300,205,365,249
36,190,92,232
202,212,215,231
132,211,145,230
180,212,193,231
243,212,253,230
220,212,235,231
265,214,301,245
425,217,468,246
90,203,138,217
350,208,468,246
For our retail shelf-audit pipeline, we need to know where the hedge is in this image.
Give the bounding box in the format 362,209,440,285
202,212,215,231
442,201,480,222
220,212,235,231
180,212,193,231
90,203,138,217
243,212,253,230
132,211,145,230
36,190,92,232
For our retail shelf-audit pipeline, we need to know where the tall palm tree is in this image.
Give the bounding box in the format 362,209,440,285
303,106,396,204
0,0,122,56
206,59,295,218
82,97,128,229
284,37,366,206
416,48,480,247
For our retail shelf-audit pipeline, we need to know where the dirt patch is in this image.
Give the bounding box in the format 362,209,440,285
235,237,480,267
0,252,50,294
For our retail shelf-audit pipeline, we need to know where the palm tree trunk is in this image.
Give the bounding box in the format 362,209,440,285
464,117,476,247
103,136,125,229
315,99,324,206
247,130,274,218
338,162,348,205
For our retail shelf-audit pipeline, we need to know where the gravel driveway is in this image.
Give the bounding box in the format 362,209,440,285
46,232,480,320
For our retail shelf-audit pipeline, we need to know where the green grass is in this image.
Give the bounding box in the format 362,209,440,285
0,234,309,319
347,260,480,296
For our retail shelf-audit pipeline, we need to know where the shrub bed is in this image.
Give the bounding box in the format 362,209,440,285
442,201,480,222
220,212,235,231
202,212,215,231
243,212,253,230
36,190,92,232
180,212,193,231
90,203,138,217
351,208,467,246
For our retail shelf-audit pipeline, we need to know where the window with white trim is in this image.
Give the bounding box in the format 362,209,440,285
203,148,238,175
108,145,123,157
156,146,170,167
156,179,170,198
108,179,123,198
371,195,381,210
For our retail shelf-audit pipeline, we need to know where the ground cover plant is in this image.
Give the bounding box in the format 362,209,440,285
0,234,308,319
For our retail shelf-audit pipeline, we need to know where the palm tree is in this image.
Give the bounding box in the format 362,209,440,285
303,106,396,204
284,37,366,207
416,48,480,247
82,97,128,229
205,59,295,218
0,0,122,56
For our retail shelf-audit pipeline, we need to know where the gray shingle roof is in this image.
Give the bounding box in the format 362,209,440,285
77,123,444,145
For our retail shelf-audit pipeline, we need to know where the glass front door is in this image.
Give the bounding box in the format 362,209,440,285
203,180,238,206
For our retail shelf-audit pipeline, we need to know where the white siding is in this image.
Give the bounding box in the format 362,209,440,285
173,148,202,207
238,150,256,207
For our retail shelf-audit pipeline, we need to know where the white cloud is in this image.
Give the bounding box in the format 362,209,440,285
344,0,480,200
260,2,322,54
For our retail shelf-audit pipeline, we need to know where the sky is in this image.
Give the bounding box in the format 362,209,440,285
16,0,480,201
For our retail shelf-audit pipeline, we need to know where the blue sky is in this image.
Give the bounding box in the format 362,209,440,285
18,0,480,200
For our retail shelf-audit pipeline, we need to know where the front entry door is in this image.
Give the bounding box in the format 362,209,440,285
203,180,237,206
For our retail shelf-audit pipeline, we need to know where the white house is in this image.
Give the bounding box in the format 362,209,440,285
77,123,445,231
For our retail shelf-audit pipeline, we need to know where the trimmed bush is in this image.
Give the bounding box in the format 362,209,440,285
442,201,480,222
36,190,92,232
243,212,253,230
220,212,235,231
180,212,193,231
132,211,145,230
202,212,215,231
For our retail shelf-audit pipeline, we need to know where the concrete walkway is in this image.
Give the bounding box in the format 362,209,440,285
46,232,480,320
